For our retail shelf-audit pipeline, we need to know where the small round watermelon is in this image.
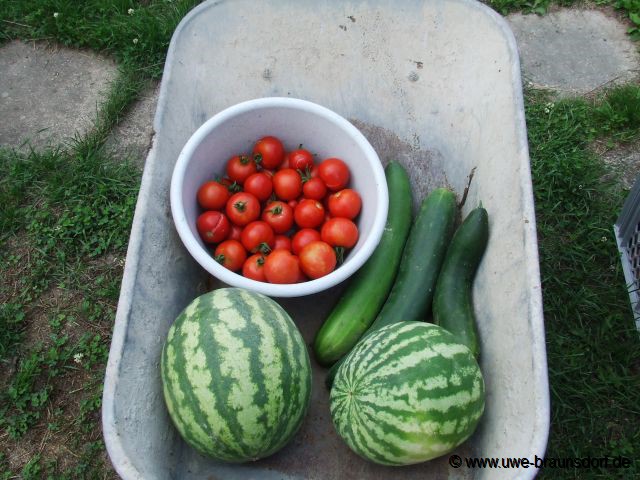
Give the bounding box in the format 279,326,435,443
160,288,311,462
330,321,485,466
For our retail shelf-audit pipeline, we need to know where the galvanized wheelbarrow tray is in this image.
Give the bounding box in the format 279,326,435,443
102,0,550,478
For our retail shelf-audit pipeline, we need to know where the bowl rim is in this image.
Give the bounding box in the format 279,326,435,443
170,97,388,297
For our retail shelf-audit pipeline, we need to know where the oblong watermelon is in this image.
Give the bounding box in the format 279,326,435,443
160,288,311,462
330,321,485,466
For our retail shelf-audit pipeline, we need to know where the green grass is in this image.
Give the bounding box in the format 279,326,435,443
527,86,640,478
0,50,142,475
1,0,640,478
0,144,139,477
0,1,197,475
0,145,139,353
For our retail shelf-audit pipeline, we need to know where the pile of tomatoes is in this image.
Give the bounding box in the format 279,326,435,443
195,135,362,284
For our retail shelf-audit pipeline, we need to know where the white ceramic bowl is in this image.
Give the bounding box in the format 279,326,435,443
170,97,388,297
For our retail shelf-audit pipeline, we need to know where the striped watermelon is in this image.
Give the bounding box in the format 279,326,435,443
330,321,485,466
160,288,311,462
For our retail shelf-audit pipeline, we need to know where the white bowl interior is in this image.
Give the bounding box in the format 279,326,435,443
171,98,388,297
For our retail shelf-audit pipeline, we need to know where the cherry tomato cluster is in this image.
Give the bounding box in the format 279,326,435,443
195,135,362,284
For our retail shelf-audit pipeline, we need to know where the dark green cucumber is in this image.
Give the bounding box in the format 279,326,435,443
325,187,457,388
313,162,412,366
367,187,457,328
432,206,489,358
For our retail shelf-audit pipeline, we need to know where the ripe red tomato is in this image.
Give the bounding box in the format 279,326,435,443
214,240,247,272
226,155,257,184
225,192,261,226
291,228,321,255
197,181,230,210
253,136,285,169
321,217,359,248
273,234,292,252
263,250,300,284
272,168,302,201
241,221,275,254
294,199,325,229
280,152,291,169
242,253,266,281
196,211,230,244
295,268,309,283
302,177,327,200
243,172,273,202
318,158,350,191
288,148,314,171
328,188,362,219
299,241,337,279
228,223,243,241
261,201,294,234
308,165,320,179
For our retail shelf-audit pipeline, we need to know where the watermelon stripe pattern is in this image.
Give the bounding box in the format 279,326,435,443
161,288,311,462
330,321,484,466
